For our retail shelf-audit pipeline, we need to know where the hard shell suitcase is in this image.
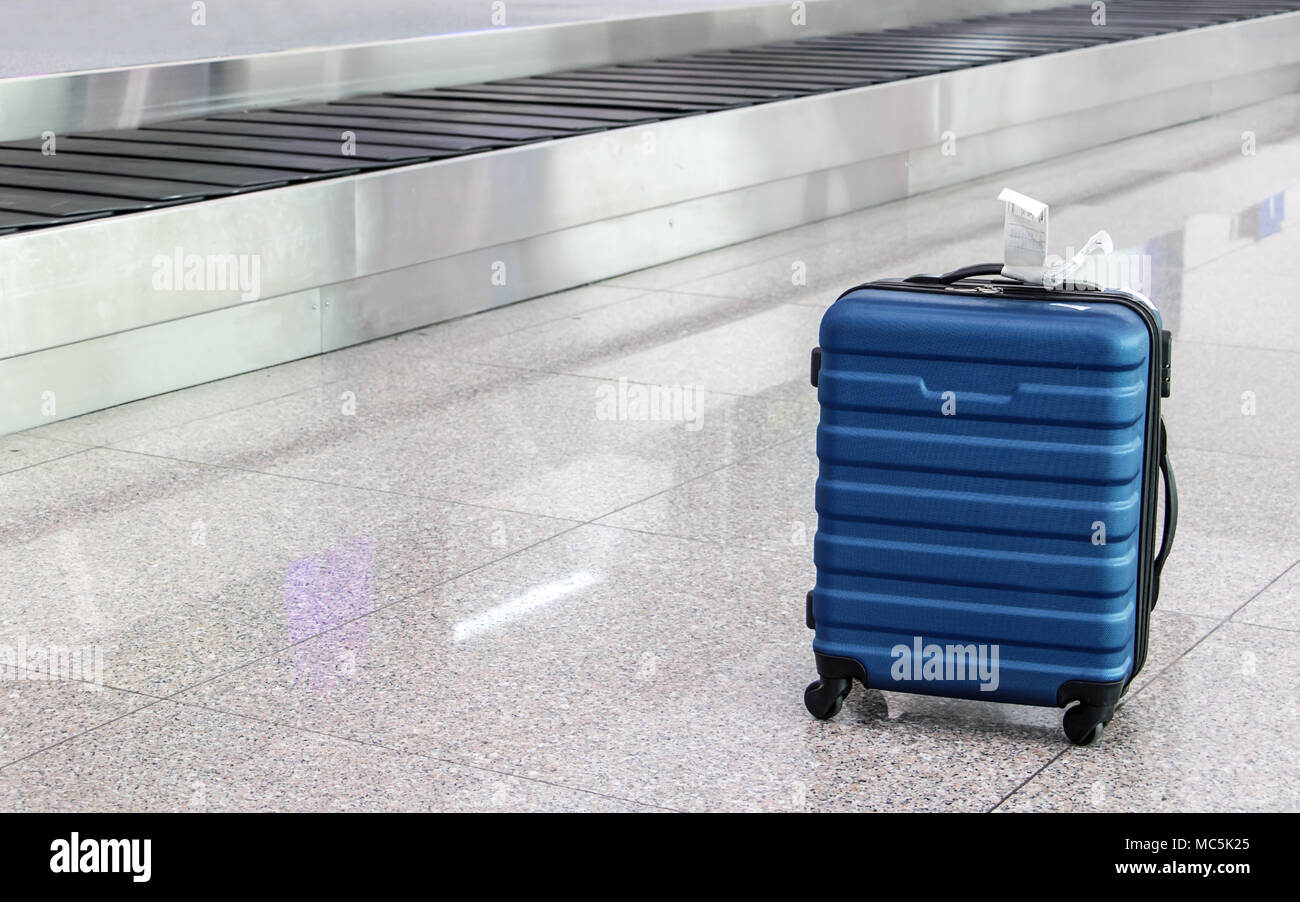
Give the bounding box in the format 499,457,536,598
804,263,1177,745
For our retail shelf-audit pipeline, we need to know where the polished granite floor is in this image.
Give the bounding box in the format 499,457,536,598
1,94,1297,813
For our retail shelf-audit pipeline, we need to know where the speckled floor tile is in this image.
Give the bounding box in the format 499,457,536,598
570,303,826,402
1119,608,1221,696
22,354,331,447
0,667,158,767
1151,448,1300,619
1233,561,1300,632
117,364,811,522
1177,228,1300,352
0,447,571,693
1062,171,1297,260
1162,341,1300,462
0,701,653,812
447,287,809,377
598,435,817,553
432,280,832,403
1156,526,1300,622
174,524,1148,812
670,231,1000,310
0,434,85,475
399,282,652,353
3,591,289,697
1076,94,1300,177
997,622,1300,812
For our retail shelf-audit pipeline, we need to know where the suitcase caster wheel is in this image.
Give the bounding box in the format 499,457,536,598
1063,704,1110,746
804,678,852,720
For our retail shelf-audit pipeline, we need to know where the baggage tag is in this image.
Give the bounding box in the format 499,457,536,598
998,188,1117,291
997,188,1049,283
1044,229,1114,290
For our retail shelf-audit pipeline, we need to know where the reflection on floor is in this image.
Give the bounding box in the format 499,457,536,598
1,92,1297,812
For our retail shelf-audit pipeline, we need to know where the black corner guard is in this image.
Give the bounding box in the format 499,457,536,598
814,651,869,688
1056,678,1127,709
810,346,821,388
805,590,815,629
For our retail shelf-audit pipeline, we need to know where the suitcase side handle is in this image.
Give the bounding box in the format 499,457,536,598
903,263,1011,285
1151,416,1177,609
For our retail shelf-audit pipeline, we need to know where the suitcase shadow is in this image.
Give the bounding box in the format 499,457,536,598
841,687,1066,743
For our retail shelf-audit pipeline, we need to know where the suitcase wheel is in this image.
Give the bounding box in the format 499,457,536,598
1062,703,1114,746
804,678,852,720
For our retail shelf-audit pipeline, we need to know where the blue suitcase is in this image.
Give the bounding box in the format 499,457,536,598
805,263,1177,745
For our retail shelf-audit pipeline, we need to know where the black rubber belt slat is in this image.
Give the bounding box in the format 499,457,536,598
944,24,1166,38
0,148,299,189
592,63,867,88
211,110,570,142
621,59,899,81
270,103,613,132
712,49,975,72
431,87,739,111
138,120,504,153
802,38,1079,58
767,38,1040,61
1013,10,1242,24
852,30,1108,44
4,137,375,173
691,49,944,73
498,75,799,101
296,98,639,127
367,94,664,124
0,166,241,202
928,21,1166,38
512,70,848,94
0,185,169,217
72,129,444,163
0,208,110,230
3,0,1298,236
828,33,1102,47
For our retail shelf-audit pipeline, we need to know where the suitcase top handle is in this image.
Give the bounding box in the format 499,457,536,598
904,263,1010,285
899,261,1160,315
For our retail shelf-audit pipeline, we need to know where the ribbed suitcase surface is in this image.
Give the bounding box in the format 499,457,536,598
812,285,1155,706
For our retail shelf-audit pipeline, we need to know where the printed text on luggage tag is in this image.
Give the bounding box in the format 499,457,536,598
998,188,1049,283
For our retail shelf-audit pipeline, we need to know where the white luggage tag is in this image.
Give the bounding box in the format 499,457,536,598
997,187,1049,283
998,188,1118,291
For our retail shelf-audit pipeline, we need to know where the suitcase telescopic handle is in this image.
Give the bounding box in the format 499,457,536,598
1151,416,1178,609
903,263,1010,285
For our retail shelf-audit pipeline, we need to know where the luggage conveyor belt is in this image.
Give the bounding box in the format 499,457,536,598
3,0,1300,432
2,0,1298,235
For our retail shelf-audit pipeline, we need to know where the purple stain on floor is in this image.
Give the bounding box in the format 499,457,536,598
285,535,374,690
1258,190,1286,240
